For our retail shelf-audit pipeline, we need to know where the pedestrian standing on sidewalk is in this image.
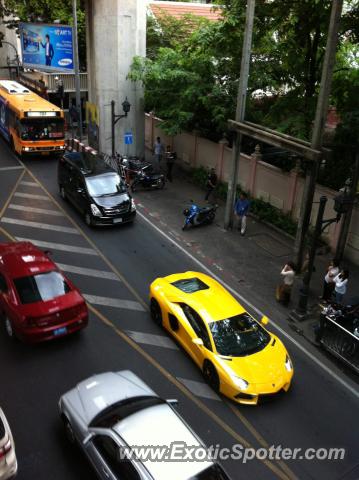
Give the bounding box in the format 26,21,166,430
205,168,217,202
153,137,164,164
276,262,296,306
333,269,349,304
165,145,176,182
234,192,250,235
322,259,340,301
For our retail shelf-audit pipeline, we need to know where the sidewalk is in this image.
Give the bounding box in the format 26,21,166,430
136,154,359,350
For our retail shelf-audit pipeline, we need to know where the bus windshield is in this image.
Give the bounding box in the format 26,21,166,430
20,118,64,141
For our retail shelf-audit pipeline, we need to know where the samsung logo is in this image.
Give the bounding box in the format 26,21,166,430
58,58,73,66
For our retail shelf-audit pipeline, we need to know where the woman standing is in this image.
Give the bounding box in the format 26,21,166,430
322,259,340,301
333,270,349,304
277,262,296,306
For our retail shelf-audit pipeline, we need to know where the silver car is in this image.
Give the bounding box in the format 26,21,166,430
0,407,17,480
59,371,230,480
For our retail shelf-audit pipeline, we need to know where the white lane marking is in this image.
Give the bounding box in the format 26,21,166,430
125,330,179,350
178,378,221,401
0,166,24,171
15,237,98,256
19,181,39,187
137,211,359,400
56,263,120,281
14,192,50,201
8,204,65,216
83,294,145,312
1,217,80,234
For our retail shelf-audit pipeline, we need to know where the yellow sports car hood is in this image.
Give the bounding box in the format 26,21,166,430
220,337,288,384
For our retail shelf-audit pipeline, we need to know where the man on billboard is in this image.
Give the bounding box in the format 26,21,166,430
39,34,54,66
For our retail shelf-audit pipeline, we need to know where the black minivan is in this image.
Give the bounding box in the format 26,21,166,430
58,151,136,226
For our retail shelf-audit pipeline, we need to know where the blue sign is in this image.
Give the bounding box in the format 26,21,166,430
124,132,133,145
20,23,74,72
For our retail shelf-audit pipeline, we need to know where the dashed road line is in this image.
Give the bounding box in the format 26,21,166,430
126,330,179,350
14,192,51,201
56,263,120,281
15,237,98,256
83,294,145,312
0,165,24,171
8,204,65,216
19,181,39,187
1,217,80,234
177,378,221,401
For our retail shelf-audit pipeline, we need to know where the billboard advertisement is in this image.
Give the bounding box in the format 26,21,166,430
20,23,74,72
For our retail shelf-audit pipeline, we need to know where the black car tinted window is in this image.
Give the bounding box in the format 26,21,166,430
93,435,140,480
0,274,8,292
0,417,5,439
181,304,212,350
172,277,209,294
13,271,71,304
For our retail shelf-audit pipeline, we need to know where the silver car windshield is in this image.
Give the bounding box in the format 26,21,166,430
90,396,165,428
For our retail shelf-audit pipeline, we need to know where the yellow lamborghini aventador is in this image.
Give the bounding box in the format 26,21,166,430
150,271,294,405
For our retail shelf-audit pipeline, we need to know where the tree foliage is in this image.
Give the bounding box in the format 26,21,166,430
130,0,358,187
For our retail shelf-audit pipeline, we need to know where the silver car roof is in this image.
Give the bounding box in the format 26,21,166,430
113,403,212,480
72,371,156,424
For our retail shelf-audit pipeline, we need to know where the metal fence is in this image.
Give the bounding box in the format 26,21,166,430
319,315,359,374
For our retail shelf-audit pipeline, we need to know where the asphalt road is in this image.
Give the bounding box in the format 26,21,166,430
0,139,358,480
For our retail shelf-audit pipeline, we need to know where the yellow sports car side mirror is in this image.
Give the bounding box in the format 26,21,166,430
192,338,204,346
261,316,269,325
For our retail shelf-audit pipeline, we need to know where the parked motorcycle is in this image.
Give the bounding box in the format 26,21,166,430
130,164,165,192
182,201,218,230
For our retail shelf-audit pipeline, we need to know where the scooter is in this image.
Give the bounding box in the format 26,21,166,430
130,164,165,192
182,201,217,230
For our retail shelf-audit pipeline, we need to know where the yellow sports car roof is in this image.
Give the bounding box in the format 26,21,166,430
159,271,246,322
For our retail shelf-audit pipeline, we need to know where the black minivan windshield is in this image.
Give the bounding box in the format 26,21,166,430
85,173,127,197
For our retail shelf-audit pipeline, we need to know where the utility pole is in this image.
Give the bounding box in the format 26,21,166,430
72,0,83,140
293,0,344,271
295,196,328,316
224,0,255,230
335,151,359,262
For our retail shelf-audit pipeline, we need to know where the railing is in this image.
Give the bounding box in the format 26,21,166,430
47,73,88,92
318,314,359,374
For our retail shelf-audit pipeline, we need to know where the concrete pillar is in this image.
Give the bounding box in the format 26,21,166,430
85,0,146,157
247,144,261,195
287,159,301,215
217,138,228,182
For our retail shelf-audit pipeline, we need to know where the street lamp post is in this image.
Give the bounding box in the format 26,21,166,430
290,187,355,321
111,98,131,158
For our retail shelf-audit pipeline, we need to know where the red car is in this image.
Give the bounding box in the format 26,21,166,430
0,242,88,343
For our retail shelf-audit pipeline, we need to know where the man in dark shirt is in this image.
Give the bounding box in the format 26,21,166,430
205,168,217,202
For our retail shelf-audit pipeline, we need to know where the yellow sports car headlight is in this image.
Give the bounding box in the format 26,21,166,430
230,374,249,390
285,354,293,372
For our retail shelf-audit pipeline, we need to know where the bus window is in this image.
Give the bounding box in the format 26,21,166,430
21,118,64,141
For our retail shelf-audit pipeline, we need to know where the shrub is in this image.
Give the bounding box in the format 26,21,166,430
189,167,298,236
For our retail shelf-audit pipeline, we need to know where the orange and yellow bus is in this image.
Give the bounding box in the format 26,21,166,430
0,80,65,156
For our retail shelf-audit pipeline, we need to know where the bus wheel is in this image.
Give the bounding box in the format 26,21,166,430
10,136,15,152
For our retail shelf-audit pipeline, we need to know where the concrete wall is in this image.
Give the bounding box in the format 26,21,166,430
146,113,359,265
85,0,146,157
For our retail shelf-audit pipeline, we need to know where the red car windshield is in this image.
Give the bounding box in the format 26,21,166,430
13,271,71,305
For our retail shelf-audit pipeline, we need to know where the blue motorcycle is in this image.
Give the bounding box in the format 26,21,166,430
182,201,217,230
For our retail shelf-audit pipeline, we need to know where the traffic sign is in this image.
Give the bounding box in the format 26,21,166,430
124,132,133,145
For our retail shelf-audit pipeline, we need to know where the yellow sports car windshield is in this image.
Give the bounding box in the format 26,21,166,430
209,313,271,357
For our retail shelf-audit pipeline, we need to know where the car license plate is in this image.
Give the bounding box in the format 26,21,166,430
113,218,123,224
41,151,49,156
53,326,67,336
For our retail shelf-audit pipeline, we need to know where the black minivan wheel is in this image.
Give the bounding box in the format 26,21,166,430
85,212,93,227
